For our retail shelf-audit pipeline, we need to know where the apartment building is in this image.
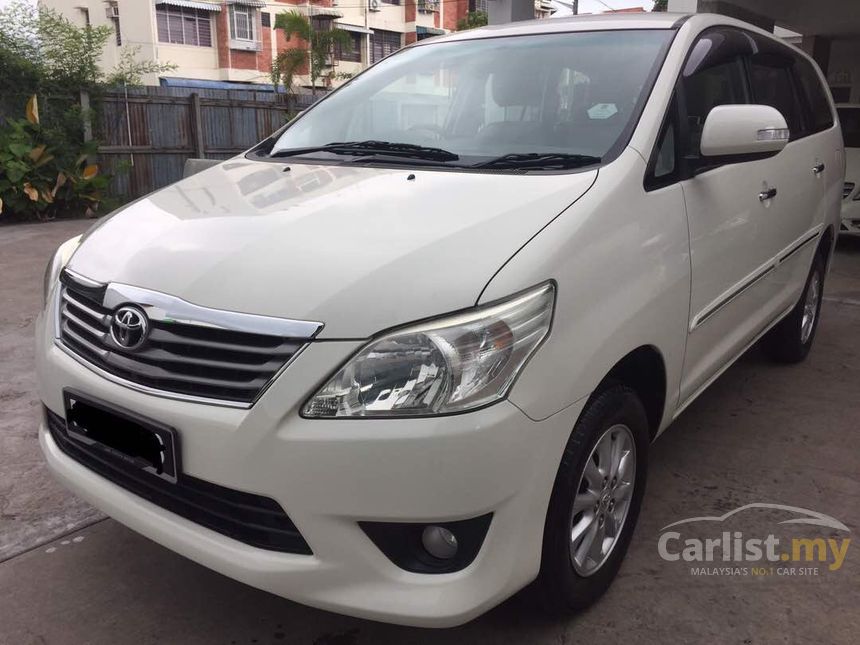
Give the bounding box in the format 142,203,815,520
40,0,485,89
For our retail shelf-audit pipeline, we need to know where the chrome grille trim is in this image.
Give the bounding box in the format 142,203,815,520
56,270,323,407
844,182,856,200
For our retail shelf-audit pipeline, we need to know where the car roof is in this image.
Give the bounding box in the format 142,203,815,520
429,12,690,44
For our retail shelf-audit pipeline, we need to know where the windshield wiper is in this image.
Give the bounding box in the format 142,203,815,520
473,153,601,171
269,140,459,162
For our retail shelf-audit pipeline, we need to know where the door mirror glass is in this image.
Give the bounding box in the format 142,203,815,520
700,104,789,159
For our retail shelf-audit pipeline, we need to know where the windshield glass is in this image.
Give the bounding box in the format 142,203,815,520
838,107,860,148
270,30,674,168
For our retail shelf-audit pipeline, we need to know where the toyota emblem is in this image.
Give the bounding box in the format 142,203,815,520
110,306,149,350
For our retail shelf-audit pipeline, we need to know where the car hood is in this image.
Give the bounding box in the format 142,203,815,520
69,159,597,338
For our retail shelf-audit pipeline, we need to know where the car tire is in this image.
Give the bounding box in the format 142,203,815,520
538,385,649,613
761,251,826,364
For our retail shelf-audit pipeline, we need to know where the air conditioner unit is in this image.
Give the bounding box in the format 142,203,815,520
368,0,382,12
230,39,263,52
105,5,119,19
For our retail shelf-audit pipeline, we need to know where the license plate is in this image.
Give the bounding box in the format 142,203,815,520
63,391,180,484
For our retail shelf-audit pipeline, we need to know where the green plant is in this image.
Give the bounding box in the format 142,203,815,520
0,1,174,218
0,1,175,93
105,46,177,87
456,11,488,31
273,12,352,95
271,48,307,98
0,96,111,220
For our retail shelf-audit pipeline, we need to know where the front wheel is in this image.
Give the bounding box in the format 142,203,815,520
538,385,649,612
761,251,825,363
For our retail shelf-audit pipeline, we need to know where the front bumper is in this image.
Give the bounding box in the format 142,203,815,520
36,306,583,627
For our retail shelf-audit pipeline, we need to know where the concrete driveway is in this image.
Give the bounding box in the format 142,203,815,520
1,221,859,644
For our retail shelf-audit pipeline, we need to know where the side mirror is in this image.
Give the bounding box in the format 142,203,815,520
700,104,789,159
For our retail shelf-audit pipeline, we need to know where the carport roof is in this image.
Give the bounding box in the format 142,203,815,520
725,0,860,37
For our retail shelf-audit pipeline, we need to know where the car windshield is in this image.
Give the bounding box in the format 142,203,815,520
838,107,860,148
269,29,674,169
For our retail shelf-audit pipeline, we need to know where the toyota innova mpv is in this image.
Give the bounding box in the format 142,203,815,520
37,13,843,627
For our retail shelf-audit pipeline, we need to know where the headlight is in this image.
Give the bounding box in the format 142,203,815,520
43,235,82,307
303,283,555,418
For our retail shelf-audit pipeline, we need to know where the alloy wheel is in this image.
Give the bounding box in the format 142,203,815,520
800,270,821,345
569,424,636,577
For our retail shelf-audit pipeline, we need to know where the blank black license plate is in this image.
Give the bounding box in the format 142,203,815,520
63,391,180,483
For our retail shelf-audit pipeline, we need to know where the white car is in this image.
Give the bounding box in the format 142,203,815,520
837,104,860,234
37,13,842,627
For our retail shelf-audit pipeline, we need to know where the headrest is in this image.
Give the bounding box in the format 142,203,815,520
491,68,544,107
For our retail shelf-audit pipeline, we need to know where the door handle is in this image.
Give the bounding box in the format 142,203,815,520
759,187,777,201
813,163,825,174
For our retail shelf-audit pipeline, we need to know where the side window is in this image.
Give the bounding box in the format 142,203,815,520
748,53,805,139
645,96,679,190
794,56,835,134
682,58,748,157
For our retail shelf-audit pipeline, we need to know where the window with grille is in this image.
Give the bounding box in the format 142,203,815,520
230,5,256,41
371,30,402,64
337,32,363,63
155,5,213,47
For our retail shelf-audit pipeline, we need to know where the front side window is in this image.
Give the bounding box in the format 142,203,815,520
230,5,256,41
748,53,804,138
269,30,674,169
156,5,213,47
682,57,747,157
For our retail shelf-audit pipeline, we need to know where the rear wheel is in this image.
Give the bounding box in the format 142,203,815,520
538,385,649,612
761,252,825,363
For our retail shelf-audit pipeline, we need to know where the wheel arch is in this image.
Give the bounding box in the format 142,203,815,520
819,225,835,271
593,345,668,440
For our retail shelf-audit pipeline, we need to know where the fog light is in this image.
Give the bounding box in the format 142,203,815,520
422,525,458,560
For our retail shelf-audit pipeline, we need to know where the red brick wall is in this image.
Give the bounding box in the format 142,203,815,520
217,3,277,74
443,0,469,31
216,9,231,69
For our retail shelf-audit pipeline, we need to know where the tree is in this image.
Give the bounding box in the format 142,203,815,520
652,0,669,11
271,48,307,99
457,11,488,31
273,12,352,96
0,1,173,219
0,0,174,92
105,46,177,87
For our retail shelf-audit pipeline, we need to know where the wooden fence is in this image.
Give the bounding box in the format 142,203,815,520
94,87,322,199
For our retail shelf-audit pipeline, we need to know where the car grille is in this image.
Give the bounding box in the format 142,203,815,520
844,182,856,200
45,407,312,554
58,279,306,404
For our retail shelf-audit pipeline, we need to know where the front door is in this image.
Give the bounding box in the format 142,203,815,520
677,28,790,403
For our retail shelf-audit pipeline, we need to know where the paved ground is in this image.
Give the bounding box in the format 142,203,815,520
1,221,859,644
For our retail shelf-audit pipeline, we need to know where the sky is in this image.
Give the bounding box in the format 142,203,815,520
0,0,656,12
